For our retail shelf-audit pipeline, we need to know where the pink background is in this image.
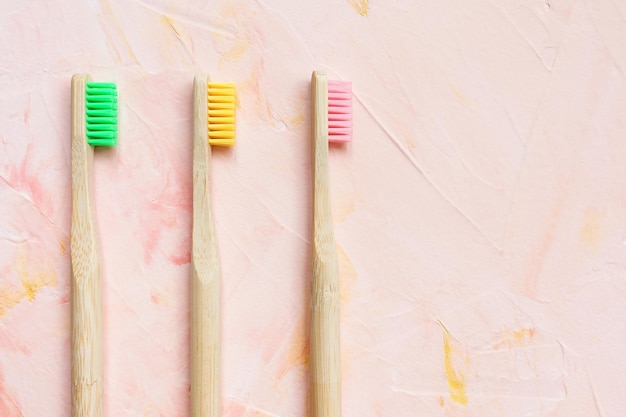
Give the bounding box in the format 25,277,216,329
2,0,626,416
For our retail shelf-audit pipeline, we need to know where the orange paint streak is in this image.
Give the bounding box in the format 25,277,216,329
276,319,308,381
337,244,357,303
0,288,24,317
580,208,603,248
17,247,58,302
335,199,356,224
513,328,535,344
0,246,58,316
20,273,57,302
493,327,536,350
289,111,305,126
442,327,468,405
348,0,369,16
59,238,68,256
212,4,251,63
265,102,278,127
449,83,466,102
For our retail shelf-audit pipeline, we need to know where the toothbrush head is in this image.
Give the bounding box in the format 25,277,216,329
327,79,352,143
207,83,236,147
85,82,118,147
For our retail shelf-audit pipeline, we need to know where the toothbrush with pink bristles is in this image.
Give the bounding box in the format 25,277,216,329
310,71,352,417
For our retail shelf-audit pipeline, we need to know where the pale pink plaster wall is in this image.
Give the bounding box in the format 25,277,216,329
1,1,626,416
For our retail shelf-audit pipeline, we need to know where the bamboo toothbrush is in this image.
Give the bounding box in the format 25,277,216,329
71,74,118,417
191,75,235,417
310,71,352,417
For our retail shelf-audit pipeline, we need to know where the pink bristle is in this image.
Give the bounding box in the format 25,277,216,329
327,80,352,143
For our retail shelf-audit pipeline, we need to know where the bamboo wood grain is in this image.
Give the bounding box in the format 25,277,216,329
311,71,342,417
71,73,103,417
191,74,222,417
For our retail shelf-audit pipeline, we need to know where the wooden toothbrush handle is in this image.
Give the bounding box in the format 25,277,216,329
311,71,342,417
191,265,221,417
191,75,222,417
311,251,341,417
70,74,103,417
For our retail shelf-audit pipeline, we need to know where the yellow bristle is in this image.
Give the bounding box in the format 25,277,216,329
207,83,236,146
210,124,235,132
209,117,235,124
208,83,235,89
208,95,235,103
208,103,235,110
208,131,235,139
208,109,233,117
208,139,235,146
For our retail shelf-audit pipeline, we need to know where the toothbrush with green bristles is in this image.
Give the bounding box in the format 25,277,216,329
70,74,118,417
85,81,118,146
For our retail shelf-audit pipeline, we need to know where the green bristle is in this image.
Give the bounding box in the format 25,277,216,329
87,124,117,131
86,110,116,117
86,95,117,103
86,117,117,124
88,139,118,146
87,131,117,139
86,102,118,110
85,82,118,146
87,82,116,89
86,88,117,96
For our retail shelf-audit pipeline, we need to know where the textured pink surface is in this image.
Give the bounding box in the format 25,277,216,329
1,1,626,416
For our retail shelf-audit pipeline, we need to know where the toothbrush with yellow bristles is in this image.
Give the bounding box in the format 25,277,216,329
70,73,118,417
310,70,352,417
191,75,235,417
